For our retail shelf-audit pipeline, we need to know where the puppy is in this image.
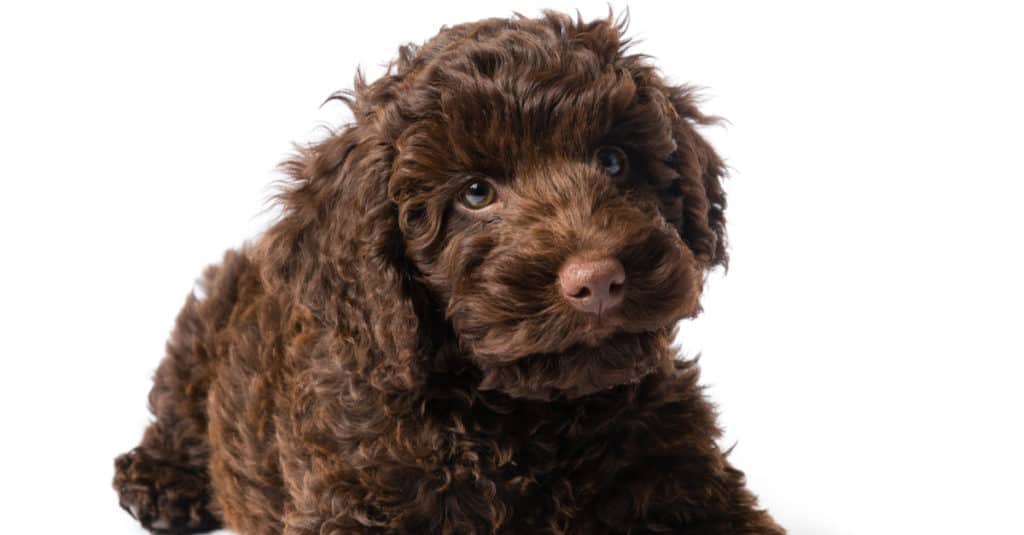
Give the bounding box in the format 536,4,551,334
114,11,784,534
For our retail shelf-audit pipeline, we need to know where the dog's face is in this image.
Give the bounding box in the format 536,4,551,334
342,14,725,399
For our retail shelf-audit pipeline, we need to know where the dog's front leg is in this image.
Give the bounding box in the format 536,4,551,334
580,454,785,535
649,460,785,534
575,368,786,534
275,380,508,534
274,393,405,533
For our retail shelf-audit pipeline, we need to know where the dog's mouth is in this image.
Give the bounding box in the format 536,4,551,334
568,313,629,347
449,264,698,371
445,225,701,400
474,329,673,400
449,275,691,399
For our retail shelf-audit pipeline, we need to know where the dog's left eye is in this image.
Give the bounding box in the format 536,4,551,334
460,180,497,210
595,146,627,177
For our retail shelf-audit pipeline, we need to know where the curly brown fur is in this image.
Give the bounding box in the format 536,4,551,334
114,11,783,534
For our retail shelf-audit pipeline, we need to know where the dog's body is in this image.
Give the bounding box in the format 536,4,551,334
114,12,783,534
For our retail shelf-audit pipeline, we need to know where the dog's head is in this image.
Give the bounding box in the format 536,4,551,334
262,12,726,400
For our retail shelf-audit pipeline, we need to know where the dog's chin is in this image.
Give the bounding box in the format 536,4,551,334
473,329,674,401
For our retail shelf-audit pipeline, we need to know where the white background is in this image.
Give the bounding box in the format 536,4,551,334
2,1,1022,534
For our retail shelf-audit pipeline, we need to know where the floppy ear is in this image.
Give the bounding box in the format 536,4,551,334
663,84,728,269
257,118,428,393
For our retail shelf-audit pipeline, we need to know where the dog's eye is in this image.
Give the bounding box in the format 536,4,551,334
460,180,496,210
595,146,627,177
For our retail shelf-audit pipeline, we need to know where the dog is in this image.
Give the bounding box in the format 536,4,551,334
113,11,784,534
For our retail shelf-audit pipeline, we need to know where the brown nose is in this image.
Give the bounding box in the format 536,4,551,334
558,257,626,315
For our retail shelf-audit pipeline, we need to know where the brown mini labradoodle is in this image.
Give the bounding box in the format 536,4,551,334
113,11,784,534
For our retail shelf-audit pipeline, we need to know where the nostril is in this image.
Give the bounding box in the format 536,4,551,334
570,286,592,299
608,281,624,297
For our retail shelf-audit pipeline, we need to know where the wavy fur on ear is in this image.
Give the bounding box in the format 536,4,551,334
257,100,429,393
664,84,729,269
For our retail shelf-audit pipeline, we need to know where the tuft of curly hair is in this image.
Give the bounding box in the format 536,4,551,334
113,11,784,535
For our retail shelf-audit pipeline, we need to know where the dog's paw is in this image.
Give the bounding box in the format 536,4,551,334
113,448,221,534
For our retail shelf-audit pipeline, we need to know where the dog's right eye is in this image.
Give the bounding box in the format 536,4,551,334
595,146,628,178
460,180,497,210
